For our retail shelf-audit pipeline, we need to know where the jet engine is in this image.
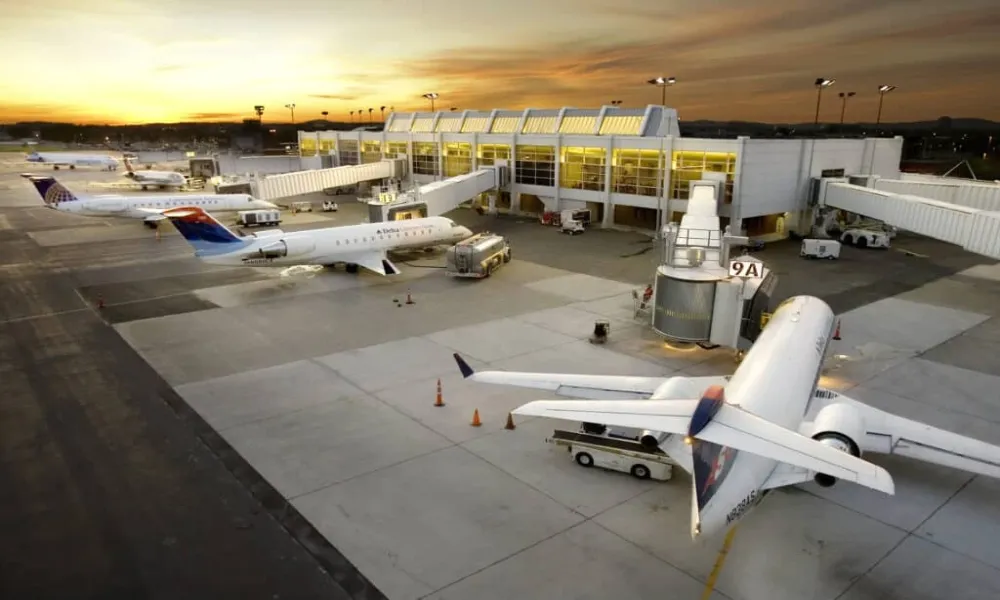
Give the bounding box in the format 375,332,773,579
810,403,865,487
639,376,701,450
253,238,316,259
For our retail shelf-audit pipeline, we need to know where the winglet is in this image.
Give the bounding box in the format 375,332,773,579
454,353,475,378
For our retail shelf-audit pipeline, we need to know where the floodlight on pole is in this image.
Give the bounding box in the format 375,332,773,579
610,100,622,107
284,103,296,124
838,91,856,125
875,85,896,125
646,77,676,106
422,93,439,111
813,78,835,126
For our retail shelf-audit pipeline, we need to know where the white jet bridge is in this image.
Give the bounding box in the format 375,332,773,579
814,176,1000,260
252,158,407,202
365,165,510,222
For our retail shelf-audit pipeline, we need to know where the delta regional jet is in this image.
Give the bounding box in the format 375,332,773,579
163,205,473,276
123,157,187,190
25,151,120,171
22,175,276,227
453,295,1000,540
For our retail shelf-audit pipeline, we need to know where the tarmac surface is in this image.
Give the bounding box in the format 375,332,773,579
2,161,1000,600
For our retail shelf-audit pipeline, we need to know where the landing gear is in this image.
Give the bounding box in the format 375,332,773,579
69,165,76,170
143,221,158,229
345,263,359,274
53,165,60,170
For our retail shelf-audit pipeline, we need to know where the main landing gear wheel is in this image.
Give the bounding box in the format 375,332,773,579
345,263,359,273
575,452,594,467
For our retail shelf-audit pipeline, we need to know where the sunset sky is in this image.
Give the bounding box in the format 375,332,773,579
1,0,997,125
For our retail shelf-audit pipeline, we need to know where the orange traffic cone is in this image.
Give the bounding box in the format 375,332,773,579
504,412,516,430
434,379,444,407
471,409,482,427
406,289,415,305
833,319,842,341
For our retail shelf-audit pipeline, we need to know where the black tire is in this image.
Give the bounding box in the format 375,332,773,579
842,234,853,245
503,250,511,263
575,452,594,467
631,464,651,480
69,165,75,170
857,236,868,248
826,255,836,260
346,263,358,273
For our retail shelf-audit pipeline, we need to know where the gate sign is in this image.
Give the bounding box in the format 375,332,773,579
729,258,764,279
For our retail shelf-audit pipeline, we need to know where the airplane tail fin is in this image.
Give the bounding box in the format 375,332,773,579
162,206,249,254
19,174,82,205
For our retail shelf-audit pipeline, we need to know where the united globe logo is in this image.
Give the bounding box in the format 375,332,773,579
44,184,74,205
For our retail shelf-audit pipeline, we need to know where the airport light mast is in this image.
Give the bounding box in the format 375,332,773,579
813,78,836,127
646,77,676,106
422,93,439,112
284,103,296,124
838,91,856,125
875,85,896,126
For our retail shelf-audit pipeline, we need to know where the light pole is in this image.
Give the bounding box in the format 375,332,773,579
368,108,373,122
610,100,622,107
646,77,676,106
422,93,439,111
380,106,386,122
875,85,896,126
838,91,855,125
284,103,296,124
349,110,354,122
254,105,265,123
813,78,835,127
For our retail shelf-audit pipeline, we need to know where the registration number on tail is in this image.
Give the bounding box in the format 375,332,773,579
726,490,762,524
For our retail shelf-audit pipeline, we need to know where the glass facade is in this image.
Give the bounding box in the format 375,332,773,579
318,139,335,154
385,141,408,158
671,151,737,203
361,141,382,164
515,145,555,187
613,149,661,197
443,142,473,177
412,142,439,176
560,147,606,191
477,144,510,166
337,140,359,166
490,116,520,133
299,137,317,157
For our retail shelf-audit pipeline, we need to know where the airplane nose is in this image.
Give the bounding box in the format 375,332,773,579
459,226,473,238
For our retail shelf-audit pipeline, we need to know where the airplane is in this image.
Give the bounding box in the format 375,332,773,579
122,157,187,190
21,174,277,228
452,295,1000,541
25,151,120,171
162,205,474,276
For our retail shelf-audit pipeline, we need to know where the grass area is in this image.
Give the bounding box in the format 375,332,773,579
0,145,64,153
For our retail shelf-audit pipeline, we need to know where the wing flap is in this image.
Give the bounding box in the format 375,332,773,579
512,399,895,495
342,252,399,276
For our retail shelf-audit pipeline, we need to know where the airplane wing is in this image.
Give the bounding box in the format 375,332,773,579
512,399,895,495
840,395,1000,479
453,353,690,400
133,207,167,219
339,251,401,276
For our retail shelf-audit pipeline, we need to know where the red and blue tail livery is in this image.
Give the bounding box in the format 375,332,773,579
162,206,248,254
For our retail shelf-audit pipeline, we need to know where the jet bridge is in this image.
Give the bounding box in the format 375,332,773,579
253,158,407,202
815,178,1000,260
366,165,509,222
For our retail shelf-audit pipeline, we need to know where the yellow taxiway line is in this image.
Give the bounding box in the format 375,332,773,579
701,525,740,600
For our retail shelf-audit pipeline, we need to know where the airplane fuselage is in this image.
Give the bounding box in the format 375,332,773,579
677,295,837,538
53,193,272,220
26,152,119,170
199,217,472,267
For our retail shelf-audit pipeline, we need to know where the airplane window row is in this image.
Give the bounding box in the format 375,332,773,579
333,227,432,246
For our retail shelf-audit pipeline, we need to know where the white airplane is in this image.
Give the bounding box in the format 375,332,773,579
453,295,1000,540
25,151,120,171
122,157,187,190
21,174,277,228
162,205,473,275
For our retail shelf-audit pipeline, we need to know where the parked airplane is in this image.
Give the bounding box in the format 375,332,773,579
21,174,276,228
162,205,474,275
123,157,186,190
453,295,1000,540
25,151,120,171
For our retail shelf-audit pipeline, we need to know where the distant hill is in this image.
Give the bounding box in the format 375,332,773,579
682,117,999,131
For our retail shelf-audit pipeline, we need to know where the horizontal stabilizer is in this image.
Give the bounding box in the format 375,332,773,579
512,399,895,495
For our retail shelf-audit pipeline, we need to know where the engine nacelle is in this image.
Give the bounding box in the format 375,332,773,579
810,402,864,487
254,238,316,259
640,376,701,450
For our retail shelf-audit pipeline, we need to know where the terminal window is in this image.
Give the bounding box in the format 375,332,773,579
413,142,440,176
560,147,606,191
443,142,473,177
298,139,317,157
318,139,335,155
361,141,383,164
337,140,360,166
613,149,661,197
477,144,510,167
671,151,736,202
385,142,408,158
515,145,555,187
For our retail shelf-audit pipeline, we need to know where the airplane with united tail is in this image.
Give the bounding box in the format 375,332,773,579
453,295,1000,540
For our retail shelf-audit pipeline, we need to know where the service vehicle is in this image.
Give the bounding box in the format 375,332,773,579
800,238,841,259
236,209,281,227
840,228,891,249
290,201,312,213
322,200,339,212
546,425,674,481
445,232,511,278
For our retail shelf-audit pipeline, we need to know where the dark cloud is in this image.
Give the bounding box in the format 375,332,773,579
309,94,359,101
185,112,243,121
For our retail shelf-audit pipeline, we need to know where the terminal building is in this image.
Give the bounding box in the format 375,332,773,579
294,105,906,240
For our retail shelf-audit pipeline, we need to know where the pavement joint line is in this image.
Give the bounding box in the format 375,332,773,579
0,307,91,325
